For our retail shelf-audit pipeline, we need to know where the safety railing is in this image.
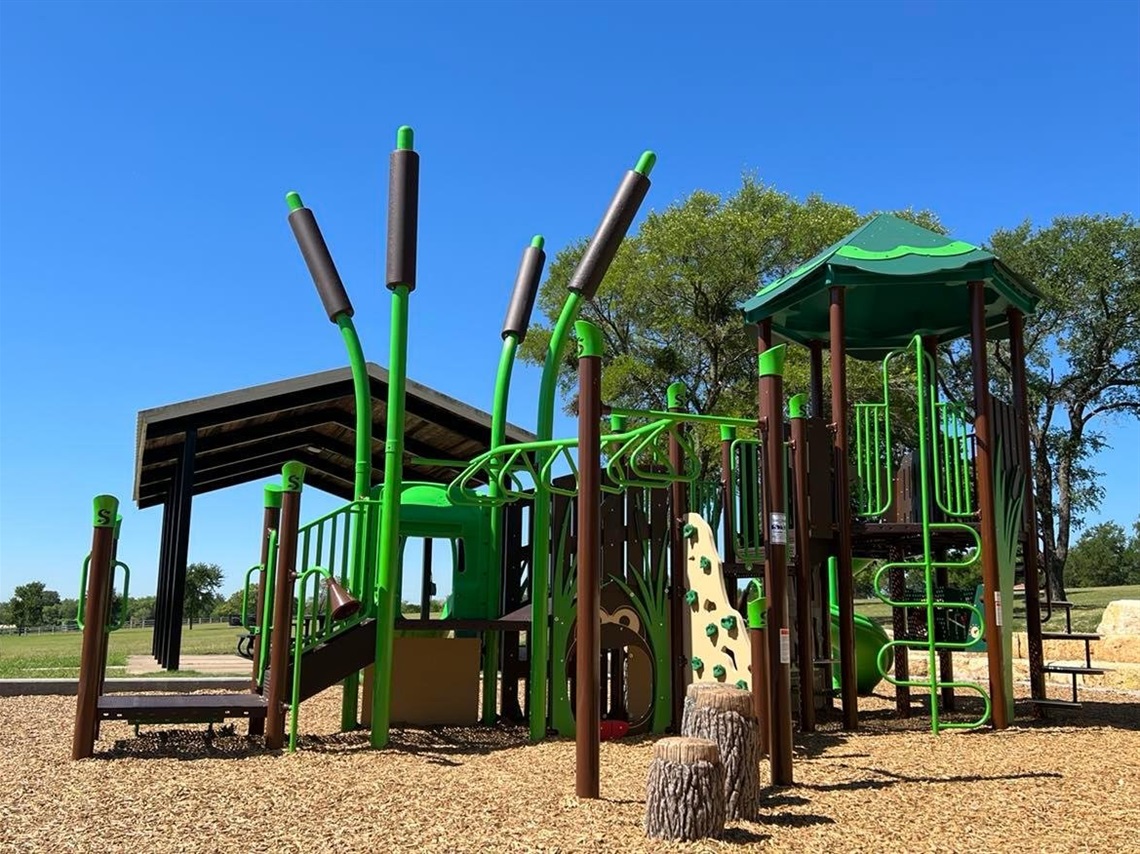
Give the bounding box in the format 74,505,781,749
931,399,975,517
257,529,279,684
853,400,892,517
729,437,764,561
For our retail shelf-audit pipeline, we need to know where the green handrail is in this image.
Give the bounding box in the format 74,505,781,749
76,556,131,631
240,563,263,631
290,565,333,752
257,528,279,684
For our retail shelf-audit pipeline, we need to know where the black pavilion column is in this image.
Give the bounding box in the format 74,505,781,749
153,484,176,663
165,429,197,671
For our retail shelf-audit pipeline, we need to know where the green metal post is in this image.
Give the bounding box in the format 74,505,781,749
371,126,417,748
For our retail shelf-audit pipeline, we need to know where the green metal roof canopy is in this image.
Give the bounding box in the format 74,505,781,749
741,214,1041,359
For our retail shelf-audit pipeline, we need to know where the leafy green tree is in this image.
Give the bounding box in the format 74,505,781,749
1066,520,1140,588
0,600,12,626
942,214,1140,599
42,597,80,626
184,563,224,629
7,582,60,631
213,589,246,618
520,176,942,472
128,595,156,623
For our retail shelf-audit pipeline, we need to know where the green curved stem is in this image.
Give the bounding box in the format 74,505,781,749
335,313,372,729
484,334,520,722
528,289,583,740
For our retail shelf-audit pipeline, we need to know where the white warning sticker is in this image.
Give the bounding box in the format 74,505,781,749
769,512,787,545
994,591,1003,627
779,628,791,664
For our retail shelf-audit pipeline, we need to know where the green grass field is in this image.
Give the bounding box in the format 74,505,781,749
0,623,244,678
855,584,1140,633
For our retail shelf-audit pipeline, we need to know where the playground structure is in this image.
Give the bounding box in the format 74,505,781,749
70,127,1089,796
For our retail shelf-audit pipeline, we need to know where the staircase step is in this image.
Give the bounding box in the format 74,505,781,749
1029,698,1082,709
1042,664,1106,675
1040,632,1100,641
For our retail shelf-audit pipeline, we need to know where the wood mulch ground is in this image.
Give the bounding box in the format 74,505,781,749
0,687,1136,853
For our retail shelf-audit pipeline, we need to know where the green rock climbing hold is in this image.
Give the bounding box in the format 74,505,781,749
682,523,696,539
685,589,698,606
735,679,748,690
720,615,737,631
699,555,711,571
705,623,718,638
712,664,726,679
690,656,704,671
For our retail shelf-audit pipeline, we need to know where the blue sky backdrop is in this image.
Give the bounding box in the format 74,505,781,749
2,0,1138,603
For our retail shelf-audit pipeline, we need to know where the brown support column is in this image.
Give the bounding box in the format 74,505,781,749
753,323,772,755
829,288,859,730
809,340,825,416
969,281,1010,730
248,486,282,735
760,344,793,785
165,428,196,671
667,382,689,734
73,495,119,760
888,549,911,717
789,394,815,732
265,462,305,749
575,321,603,799
1009,308,1047,707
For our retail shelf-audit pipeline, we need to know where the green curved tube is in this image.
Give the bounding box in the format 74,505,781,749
335,312,372,729
528,289,583,740
484,333,520,722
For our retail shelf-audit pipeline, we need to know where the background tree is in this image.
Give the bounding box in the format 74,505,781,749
183,562,224,629
520,176,942,472
942,214,1140,599
1065,519,1140,588
128,595,156,624
213,589,246,619
6,582,60,632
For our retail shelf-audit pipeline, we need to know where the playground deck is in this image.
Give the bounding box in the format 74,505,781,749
3,686,1136,853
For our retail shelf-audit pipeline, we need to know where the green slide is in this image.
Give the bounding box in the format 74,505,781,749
828,557,892,695
829,608,892,695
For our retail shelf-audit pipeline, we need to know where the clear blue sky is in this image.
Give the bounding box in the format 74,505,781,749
2,0,1138,603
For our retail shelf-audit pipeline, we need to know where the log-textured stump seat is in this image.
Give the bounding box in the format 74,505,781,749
644,737,726,842
680,684,760,821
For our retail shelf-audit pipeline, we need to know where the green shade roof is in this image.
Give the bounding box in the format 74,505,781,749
741,214,1041,359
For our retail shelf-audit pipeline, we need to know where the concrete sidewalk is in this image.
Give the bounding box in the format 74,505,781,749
126,654,252,675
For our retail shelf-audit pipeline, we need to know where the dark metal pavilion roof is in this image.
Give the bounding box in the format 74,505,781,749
133,364,536,508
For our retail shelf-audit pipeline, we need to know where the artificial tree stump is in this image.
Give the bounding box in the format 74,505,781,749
644,737,726,842
682,682,733,734
681,685,760,821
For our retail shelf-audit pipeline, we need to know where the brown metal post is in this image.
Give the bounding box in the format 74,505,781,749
759,344,793,785
969,281,1010,730
575,321,603,799
72,495,118,760
753,324,772,755
809,340,825,416
265,462,306,749
888,549,911,717
789,394,815,732
1009,308,1047,707
829,288,859,730
667,381,689,734
249,486,282,735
